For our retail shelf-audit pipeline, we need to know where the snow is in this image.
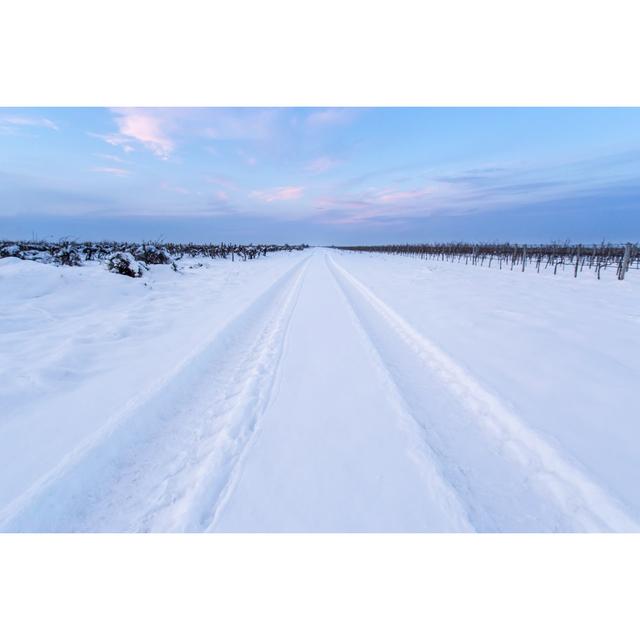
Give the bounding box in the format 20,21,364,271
1,248,638,532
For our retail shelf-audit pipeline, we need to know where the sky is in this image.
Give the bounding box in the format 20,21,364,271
1,107,640,244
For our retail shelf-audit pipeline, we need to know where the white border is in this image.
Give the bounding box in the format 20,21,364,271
2,2,639,637
1,534,638,639
1,0,640,105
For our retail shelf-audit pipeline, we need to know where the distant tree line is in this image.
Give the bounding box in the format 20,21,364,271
335,242,639,280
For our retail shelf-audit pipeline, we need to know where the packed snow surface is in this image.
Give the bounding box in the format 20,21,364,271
1,248,639,532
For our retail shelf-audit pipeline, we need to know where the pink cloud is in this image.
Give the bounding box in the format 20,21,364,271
90,132,135,153
111,108,174,159
88,108,286,162
312,180,476,227
91,166,130,176
251,186,304,202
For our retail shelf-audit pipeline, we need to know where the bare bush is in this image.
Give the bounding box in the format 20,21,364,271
106,252,145,278
0,239,308,277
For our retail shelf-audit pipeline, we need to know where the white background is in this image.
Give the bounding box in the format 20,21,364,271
2,0,639,106
1,535,639,638
1,1,639,637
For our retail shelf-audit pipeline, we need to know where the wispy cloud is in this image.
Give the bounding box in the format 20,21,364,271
0,114,59,135
313,160,618,227
306,108,355,127
89,108,283,160
160,181,189,194
237,149,257,166
0,115,58,130
87,107,354,167
206,173,240,191
373,188,434,204
89,132,135,153
91,166,130,177
94,153,131,164
89,109,176,159
5,108,640,241
111,108,175,159
306,156,341,174
250,186,304,202
203,109,279,140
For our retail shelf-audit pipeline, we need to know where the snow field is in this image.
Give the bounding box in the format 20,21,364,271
1,248,638,531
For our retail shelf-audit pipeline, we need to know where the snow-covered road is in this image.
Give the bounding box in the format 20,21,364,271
1,249,639,532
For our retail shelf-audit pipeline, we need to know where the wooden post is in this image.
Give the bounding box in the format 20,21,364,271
618,243,631,280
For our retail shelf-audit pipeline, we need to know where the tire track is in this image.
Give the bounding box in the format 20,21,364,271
167,255,309,532
209,251,474,532
328,253,639,532
0,256,311,532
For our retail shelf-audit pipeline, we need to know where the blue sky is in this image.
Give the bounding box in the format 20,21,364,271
1,107,639,244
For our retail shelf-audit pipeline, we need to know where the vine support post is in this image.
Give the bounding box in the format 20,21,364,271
618,243,632,280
